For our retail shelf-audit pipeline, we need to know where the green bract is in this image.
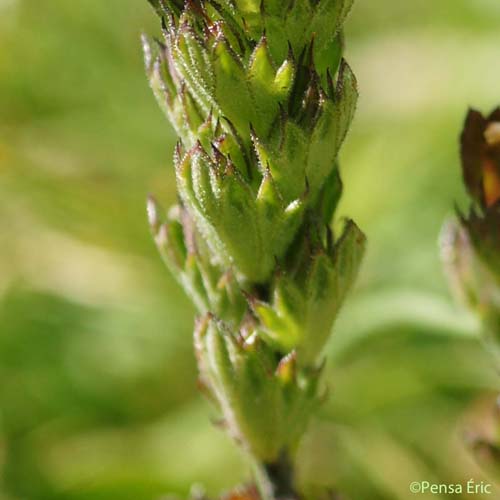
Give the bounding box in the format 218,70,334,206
144,0,365,473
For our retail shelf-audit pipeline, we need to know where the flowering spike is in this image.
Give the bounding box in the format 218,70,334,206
144,0,365,479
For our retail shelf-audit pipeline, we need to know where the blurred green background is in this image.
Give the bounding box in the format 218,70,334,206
1,1,500,499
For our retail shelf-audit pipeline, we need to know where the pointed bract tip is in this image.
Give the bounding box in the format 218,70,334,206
195,313,214,339
141,34,153,70
242,289,259,307
174,140,184,161
147,195,161,231
276,351,297,384
156,222,169,248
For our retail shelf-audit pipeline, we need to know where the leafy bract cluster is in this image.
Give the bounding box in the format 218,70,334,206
194,314,319,462
144,0,359,283
144,0,365,463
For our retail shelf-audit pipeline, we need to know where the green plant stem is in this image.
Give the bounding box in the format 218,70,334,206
253,453,299,500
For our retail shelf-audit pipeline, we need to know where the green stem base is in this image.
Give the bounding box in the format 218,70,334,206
253,452,299,500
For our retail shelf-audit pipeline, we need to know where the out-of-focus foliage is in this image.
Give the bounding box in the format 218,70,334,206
440,108,500,366
1,0,500,499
